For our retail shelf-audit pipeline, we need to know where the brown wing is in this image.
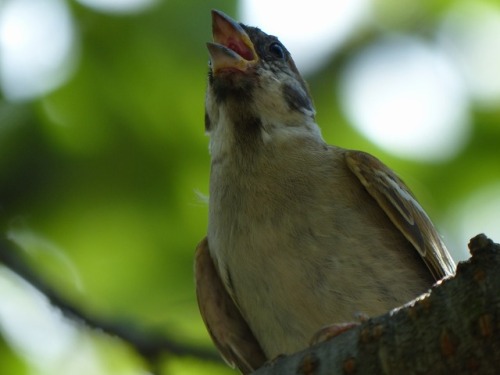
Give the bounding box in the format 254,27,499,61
195,237,267,374
345,151,455,280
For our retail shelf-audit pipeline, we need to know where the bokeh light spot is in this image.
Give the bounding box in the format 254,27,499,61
240,0,371,74
439,0,500,108
0,0,76,101
340,35,470,161
76,0,158,14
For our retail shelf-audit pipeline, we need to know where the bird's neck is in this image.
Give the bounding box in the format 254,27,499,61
208,104,322,167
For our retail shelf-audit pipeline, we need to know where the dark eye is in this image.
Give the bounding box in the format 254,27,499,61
269,42,286,60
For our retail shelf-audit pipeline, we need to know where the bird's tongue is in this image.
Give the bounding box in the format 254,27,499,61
223,38,254,61
208,10,258,73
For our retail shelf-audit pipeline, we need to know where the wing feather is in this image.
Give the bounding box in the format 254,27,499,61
345,151,455,280
195,238,267,374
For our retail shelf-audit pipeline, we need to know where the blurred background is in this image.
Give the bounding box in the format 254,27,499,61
0,0,499,373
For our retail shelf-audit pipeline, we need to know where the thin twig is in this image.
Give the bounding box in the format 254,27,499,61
0,237,221,371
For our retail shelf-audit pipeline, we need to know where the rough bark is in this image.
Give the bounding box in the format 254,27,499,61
253,233,500,375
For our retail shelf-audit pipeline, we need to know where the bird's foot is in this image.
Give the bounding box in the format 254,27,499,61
309,312,370,346
309,322,359,346
260,353,287,372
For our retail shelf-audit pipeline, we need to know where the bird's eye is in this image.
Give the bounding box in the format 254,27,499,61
269,42,285,60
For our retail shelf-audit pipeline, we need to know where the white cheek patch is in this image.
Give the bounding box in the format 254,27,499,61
206,65,322,153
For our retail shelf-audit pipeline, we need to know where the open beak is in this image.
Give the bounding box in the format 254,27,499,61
207,10,259,74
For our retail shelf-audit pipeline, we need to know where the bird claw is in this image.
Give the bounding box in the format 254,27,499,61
309,322,360,346
353,311,370,323
309,312,370,346
260,353,287,371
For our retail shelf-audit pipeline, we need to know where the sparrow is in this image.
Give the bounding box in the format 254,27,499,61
195,10,456,374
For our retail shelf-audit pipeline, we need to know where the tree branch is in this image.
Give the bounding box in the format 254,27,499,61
253,234,500,375
0,237,221,373
3,233,500,374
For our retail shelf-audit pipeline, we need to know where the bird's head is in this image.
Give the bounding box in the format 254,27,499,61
205,10,320,157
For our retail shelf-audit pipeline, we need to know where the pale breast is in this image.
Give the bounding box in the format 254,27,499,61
208,140,433,358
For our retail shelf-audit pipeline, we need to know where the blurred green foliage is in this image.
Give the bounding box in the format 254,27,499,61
0,0,499,374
